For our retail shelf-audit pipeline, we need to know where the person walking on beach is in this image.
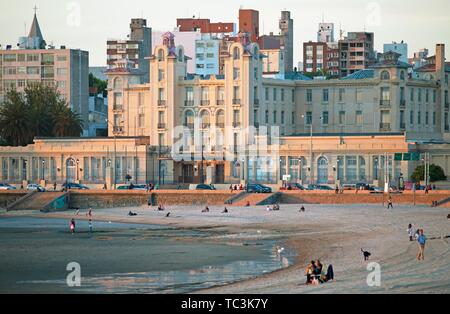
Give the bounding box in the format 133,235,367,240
387,197,393,209
407,224,415,241
70,219,75,234
88,219,93,233
417,229,427,260
86,208,92,218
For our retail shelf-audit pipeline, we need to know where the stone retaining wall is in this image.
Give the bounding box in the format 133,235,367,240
0,191,28,209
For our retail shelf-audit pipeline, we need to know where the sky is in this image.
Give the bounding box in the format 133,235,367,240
0,0,449,66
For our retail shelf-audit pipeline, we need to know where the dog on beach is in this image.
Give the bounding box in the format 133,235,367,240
361,248,371,261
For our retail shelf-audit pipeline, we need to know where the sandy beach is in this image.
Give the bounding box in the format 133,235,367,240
2,202,450,294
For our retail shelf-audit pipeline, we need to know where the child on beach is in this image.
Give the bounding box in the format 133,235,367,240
387,197,393,209
417,229,427,261
407,224,415,241
70,219,75,234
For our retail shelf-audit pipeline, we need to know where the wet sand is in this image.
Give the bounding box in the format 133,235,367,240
2,203,450,293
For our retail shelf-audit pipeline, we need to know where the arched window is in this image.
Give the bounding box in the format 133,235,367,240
158,49,165,61
113,77,122,89
381,71,390,80
200,110,210,128
216,110,225,128
400,71,405,81
233,47,240,60
317,157,329,184
184,110,194,128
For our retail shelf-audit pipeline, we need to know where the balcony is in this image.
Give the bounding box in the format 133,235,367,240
113,105,123,111
216,123,225,129
184,100,194,106
400,122,406,130
254,122,260,129
379,123,391,131
380,100,391,108
113,126,124,134
233,122,241,128
158,123,167,129
200,100,210,106
400,99,406,108
445,102,449,110
158,100,166,107
232,99,241,105
254,99,260,107
184,123,194,129
201,123,210,129
216,99,225,106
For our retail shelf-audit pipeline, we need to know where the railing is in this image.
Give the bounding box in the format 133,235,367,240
158,100,166,107
216,123,225,129
113,105,123,111
380,100,391,107
233,122,241,128
201,123,210,129
379,123,391,131
200,100,210,106
400,122,406,130
216,100,225,106
184,123,194,129
232,99,241,105
113,126,124,133
445,102,449,110
158,123,166,129
400,99,406,107
254,99,260,106
254,122,260,129
185,100,194,106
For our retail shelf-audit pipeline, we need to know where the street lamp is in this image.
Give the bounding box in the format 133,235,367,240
105,119,118,189
76,159,79,181
41,159,45,181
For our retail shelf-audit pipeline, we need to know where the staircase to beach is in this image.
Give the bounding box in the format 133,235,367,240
7,192,67,211
231,193,276,206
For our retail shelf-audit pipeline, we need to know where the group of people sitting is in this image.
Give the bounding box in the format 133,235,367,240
229,184,245,192
266,204,280,211
305,260,334,285
157,204,166,211
128,211,138,216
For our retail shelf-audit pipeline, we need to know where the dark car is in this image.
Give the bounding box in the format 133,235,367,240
292,183,307,190
246,183,272,193
196,184,216,190
356,183,370,190
62,182,89,190
308,184,333,191
117,184,148,190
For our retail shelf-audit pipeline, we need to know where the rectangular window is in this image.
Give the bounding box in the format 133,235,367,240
265,88,269,101
433,90,437,103
425,89,429,103
185,87,194,102
433,112,436,125
410,88,414,102
339,88,345,102
305,112,312,125
201,87,209,100
26,66,39,75
56,68,67,76
57,55,67,62
291,89,295,102
273,88,277,101
281,89,285,102
281,111,285,124
217,87,225,101
381,87,391,101
158,69,165,81
418,111,421,124
265,110,269,123
323,89,329,102
273,111,277,124
291,111,295,124
425,112,429,125
3,54,17,62
322,111,329,125
306,89,312,102
410,110,414,125
158,88,165,101
418,89,422,102
356,89,363,104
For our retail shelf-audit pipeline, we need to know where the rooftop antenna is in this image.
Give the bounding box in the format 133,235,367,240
33,4,38,15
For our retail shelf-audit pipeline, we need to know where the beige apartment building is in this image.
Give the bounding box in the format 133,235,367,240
1,32,449,188
0,13,89,128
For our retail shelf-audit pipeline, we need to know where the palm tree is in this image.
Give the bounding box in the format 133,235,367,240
0,90,32,146
51,101,84,137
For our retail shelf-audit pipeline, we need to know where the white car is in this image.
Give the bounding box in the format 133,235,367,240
0,183,16,190
26,184,46,192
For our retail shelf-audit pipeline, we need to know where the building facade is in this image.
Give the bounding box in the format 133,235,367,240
107,18,152,83
0,13,89,128
339,32,375,77
384,41,408,64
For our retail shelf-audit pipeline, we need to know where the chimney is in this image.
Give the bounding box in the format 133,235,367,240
436,43,445,80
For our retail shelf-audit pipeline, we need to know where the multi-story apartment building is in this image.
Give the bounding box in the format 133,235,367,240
194,35,221,76
107,18,152,83
339,32,375,77
317,23,335,43
0,12,89,129
279,11,294,73
239,9,260,42
384,41,408,64
1,31,449,190
176,18,234,35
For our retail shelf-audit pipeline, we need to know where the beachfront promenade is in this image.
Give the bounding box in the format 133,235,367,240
3,189,450,212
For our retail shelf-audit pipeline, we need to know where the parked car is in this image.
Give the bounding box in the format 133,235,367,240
342,184,356,190
292,183,307,190
246,183,272,193
356,183,370,190
62,182,89,190
26,184,45,192
117,184,148,191
308,184,334,191
0,183,16,190
196,184,216,190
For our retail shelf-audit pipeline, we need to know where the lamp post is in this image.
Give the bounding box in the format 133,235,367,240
76,159,79,181
298,157,302,184
105,119,118,189
41,159,45,181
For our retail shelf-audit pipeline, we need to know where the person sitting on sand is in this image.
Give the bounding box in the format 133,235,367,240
202,206,210,213
315,260,323,275
305,261,316,284
245,201,250,207
128,211,137,216
222,207,229,213
300,205,305,212
266,205,271,212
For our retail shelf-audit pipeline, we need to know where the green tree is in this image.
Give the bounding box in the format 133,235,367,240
89,73,108,97
411,164,447,182
0,83,84,146
0,90,32,146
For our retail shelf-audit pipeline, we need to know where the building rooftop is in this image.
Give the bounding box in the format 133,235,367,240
341,69,375,80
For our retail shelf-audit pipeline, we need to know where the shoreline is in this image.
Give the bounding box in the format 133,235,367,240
1,203,450,294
